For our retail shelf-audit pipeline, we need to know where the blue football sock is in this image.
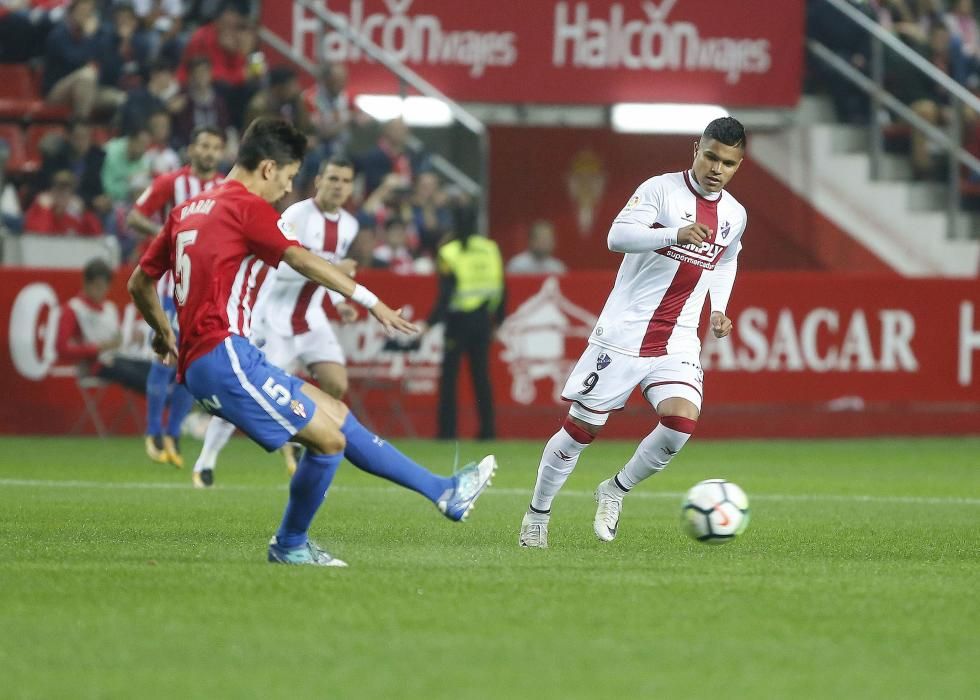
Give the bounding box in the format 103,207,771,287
340,412,453,503
276,450,342,549
145,361,172,437
166,382,195,438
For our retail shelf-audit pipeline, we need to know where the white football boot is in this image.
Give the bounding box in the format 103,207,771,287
593,479,625,542
519,511,550,548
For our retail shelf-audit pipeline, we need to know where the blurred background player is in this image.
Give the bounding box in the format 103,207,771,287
129,118,495,566
519,117,747,549
505,219,567,275
127,125,226,466
191,155,361,487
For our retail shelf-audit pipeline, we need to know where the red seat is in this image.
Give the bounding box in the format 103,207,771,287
0,123,28,172
0,64,36,101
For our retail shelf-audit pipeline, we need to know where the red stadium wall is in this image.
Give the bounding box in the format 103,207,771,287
488,127,894,273
2,269,977,440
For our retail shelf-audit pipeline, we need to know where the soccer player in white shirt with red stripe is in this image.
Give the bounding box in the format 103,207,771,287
519,117,748,548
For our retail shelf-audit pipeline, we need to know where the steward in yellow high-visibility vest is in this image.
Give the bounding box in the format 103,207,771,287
426,227,506,440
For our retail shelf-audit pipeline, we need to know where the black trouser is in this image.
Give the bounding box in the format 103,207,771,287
96,357,152,395
438,309,495,440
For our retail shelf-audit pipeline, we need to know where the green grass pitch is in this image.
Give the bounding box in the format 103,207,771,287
1,435,978,699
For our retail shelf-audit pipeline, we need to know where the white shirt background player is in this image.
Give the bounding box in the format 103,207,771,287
519,117,748,549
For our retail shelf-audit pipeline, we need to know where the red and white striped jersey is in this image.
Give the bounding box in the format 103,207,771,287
257,199,359,336
590,170,747,357
138,180,300,379
133,164,224,221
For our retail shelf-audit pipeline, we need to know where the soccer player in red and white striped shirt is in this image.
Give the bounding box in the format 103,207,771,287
126,126,226,467
519,117,748,549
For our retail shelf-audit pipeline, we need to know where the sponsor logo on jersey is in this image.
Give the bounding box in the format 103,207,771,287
621,195,639,214
289,399,307,419
658,241,726,269
596,352,611,370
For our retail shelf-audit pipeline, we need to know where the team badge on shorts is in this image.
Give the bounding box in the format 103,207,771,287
289,399,307,419
596,352,612,371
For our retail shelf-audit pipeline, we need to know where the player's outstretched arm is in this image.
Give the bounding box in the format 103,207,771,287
127,266,177,363
282,246,419,335
607,221,711,253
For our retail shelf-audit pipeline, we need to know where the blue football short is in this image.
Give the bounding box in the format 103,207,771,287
184,334,316,451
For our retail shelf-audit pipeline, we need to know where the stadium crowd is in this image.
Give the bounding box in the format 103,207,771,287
808,0,980,180
0,0,482,273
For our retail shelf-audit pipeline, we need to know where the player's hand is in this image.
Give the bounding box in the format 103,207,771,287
98,333,123,352
336,259,358,278
151,328,178,365
335,301,358,323
678,223,712,246
710,311,733,339
369,302,419,336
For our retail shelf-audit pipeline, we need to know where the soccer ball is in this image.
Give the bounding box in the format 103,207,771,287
680,479,750,544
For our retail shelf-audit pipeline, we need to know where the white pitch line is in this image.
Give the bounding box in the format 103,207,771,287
1,478,978,506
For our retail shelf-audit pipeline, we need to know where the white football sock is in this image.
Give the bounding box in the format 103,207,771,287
530,418,595,512
193,417,236,473
615,416,696,490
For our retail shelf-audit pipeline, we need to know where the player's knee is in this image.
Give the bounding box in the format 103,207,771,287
657,397,700,422
322,377,347,400
565,413,602,440
311,431,345,455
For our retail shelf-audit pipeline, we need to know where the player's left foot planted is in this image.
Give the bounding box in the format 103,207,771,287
593,479,625,542
162,436,183,469
438,455,497,522
267,536,347,567
145,436,168,464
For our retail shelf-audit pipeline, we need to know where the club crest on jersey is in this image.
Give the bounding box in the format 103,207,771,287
622,195,639,213
720,221,731,239
289,399,306,419
596,352,611,370
277,218,298,241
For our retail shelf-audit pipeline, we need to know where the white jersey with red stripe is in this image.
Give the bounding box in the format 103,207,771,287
256,199,359,337
589,170,747,358
134,164,224,223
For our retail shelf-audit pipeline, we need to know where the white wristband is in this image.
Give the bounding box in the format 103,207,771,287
350,283,379,309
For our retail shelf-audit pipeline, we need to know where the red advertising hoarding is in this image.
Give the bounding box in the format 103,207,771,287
2,269,978,439
261,0,803,107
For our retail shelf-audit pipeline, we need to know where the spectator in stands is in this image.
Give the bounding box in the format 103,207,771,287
306,62,355,153
0,3,54,62
888,23,955,177
131,0,185,62
116,59,182,135
806,0,874,124
145,110,181,175
173,56,233,148
244,66,313,135
372,218,418,274
101,125,152,205
97,2,153,93
411,171,453,257
359,172,414,236
0,140,24,233
55,257,150,393
178,0,253,128
506,220,568,275
42,0,126,120
24,169,104,236
39,120,109,218
355,118,431,201
945,0,980,86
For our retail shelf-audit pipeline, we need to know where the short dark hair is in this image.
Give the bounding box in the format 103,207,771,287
318,155,355,175
702,117,746,150
190,125,225,144
83,258,113,283
268,66,296,88
237,117,307,170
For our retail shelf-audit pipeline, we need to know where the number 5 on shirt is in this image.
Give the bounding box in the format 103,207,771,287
175,229,198,305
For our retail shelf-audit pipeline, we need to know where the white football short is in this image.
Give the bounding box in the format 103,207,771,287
261,324,346,373
560,343,704,425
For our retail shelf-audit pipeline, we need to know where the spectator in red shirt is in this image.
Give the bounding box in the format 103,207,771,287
56,257,151,393
24,169,104,236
